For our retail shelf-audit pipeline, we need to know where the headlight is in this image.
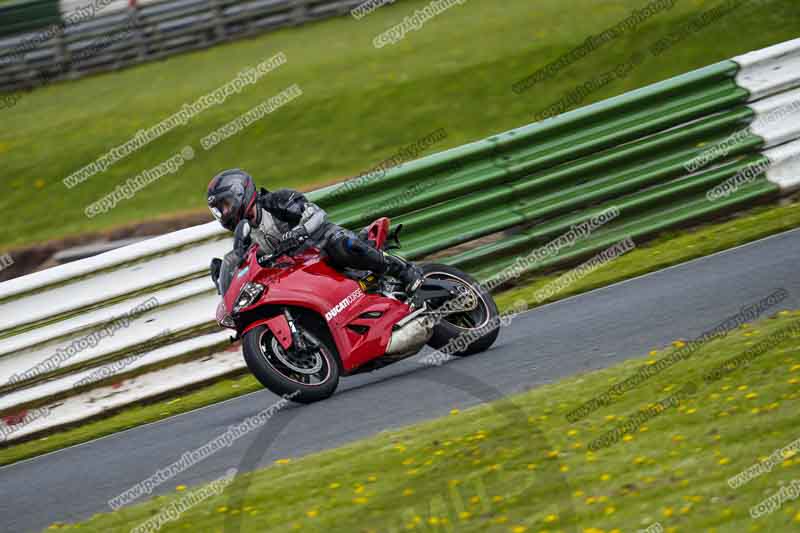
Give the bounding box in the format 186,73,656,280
216,301,236,329
233,282,265,313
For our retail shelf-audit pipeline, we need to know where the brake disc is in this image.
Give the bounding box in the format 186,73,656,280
270,338,324,374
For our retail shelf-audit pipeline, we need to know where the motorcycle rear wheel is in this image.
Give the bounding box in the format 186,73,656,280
422,263,500,356
242,318,340,404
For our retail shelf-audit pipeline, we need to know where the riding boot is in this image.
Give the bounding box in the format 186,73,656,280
383,254,423,294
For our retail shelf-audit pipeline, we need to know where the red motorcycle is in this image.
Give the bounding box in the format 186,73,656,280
212,217,500,403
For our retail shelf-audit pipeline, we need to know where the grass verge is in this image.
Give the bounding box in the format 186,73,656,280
58,309,800,532
494,197,800,311
2,0,798,250
3,197,800,469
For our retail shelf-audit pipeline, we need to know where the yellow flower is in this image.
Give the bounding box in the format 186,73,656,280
663,507,674,517
493,495,504,503
329,482,340,489
745,393,758,399
560,464,570,472
673,340,686,348
605,506,616,515
275,458,291,465
217,506,228,513
623,435,634,442
306,510,319,518
459,511,471,520
545,514,559,523
512,527,527,533
403,488,414,496
547,450,560,458
176,485,186,492
719,457,730,465
450,409,460,415
790,364,800,372
353,497,368,504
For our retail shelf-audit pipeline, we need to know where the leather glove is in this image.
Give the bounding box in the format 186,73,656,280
278,226,309,252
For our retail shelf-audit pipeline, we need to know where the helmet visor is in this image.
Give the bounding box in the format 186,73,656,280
208,195,239,230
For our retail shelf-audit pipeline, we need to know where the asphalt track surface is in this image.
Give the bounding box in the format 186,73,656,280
3,228,800,532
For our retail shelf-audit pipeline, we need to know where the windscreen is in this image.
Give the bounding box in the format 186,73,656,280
216,250,241,297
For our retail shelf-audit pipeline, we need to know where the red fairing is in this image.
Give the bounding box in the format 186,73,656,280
260,315,293,349
365,217,390,249
223,245,411,373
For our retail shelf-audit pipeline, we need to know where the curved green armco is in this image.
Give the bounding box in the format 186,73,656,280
313,38,800,283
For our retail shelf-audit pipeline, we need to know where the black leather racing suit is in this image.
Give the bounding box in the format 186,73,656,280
218,188,416,285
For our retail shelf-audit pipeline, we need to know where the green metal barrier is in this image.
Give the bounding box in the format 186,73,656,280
311,42,800,289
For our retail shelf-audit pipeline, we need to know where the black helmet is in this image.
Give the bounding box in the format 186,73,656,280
207,169,257,231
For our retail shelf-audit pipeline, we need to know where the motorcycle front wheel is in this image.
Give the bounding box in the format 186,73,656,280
242,317,340,404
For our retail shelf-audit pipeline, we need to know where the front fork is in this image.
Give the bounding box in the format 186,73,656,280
283,308,319,353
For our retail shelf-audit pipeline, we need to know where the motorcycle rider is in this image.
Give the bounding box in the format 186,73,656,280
207,169,422,295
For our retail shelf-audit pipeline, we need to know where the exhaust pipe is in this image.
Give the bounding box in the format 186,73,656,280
385,314,436,357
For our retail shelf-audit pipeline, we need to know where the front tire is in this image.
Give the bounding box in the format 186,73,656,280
242,318,340,404
422,263,500,356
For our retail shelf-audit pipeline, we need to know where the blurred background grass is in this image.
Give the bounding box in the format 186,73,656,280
2,0,798,250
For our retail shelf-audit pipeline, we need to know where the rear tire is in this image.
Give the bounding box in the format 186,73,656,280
242,316,340,404
422,263,500,356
